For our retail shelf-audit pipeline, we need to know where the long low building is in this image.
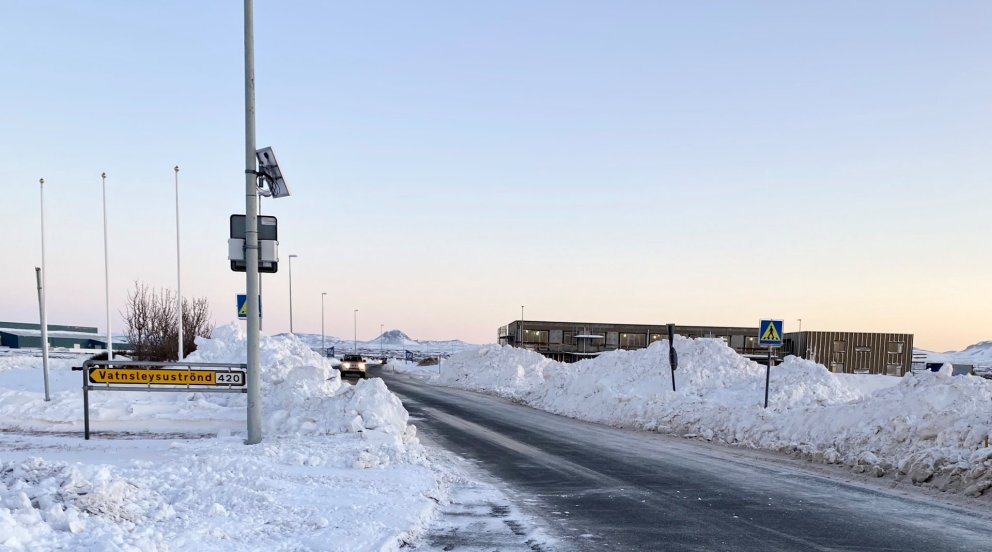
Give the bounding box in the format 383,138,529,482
497,320,914,375
0,321,128,351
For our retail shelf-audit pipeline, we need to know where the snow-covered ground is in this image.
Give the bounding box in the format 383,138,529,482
0,326,458,551
389,339,992,498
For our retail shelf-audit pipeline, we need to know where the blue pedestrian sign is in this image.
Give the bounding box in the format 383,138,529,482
237,294,262,320
758,319,783,347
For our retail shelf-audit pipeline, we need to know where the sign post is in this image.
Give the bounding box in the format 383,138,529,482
667,323,678,392
758,319,784,408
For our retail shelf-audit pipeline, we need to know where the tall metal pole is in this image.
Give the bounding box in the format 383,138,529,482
353,309,358,352
797,318,802,332
519,305,524,346
288,254,297,333
37,178,50,402
321,292,327,355
175,166,184,360
101,172,112,361
380,323,383,356
244,0,261,445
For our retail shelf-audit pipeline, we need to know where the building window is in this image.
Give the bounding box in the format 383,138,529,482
650,334,664,343
606,332,619,346
886,363,902,376
523,330,548,345
887,342,904,354
830,362,845,372
550,330,563,345
564,332,574,345
832,340,846,352
731,335,745,349
620,333,646,348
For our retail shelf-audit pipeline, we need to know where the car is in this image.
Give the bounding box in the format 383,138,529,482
339,354,367,379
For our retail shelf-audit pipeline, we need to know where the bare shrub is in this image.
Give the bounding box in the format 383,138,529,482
121,281,213,361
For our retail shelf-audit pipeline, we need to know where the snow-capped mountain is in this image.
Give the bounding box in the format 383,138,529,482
914,340,992,366
279,329,476,357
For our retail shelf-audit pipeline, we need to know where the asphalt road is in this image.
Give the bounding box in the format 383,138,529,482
374,369,992,551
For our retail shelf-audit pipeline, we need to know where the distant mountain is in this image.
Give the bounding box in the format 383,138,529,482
278,329,477,357
914,340,992,366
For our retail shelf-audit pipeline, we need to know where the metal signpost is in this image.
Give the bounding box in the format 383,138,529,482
74,359,247,440
667,323,678,392
758,319,784,408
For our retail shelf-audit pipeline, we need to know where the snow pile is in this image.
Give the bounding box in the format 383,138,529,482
0,326,447,550
433,339,992,496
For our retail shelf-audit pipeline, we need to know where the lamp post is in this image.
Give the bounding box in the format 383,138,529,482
519,305,524,346
380,323,384,356
353,309,358,352
798,318,802,332
38,178,50,401
288,254,298,333
244,0,261,445
321,292,327,355
101,172,112,361
174,165,184,360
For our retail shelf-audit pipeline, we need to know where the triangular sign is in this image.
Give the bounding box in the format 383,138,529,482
239,300,248,316
761,321,780,342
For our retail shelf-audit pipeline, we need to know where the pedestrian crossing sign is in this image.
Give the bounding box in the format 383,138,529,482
758,319,783,346
237,294,262,320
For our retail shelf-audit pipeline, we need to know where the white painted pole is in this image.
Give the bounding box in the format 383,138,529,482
353,309,358,352
175,165,184,360
380,323,383,356
288,254,298,333
38,178,50,401
321,292,327,354
101,173,112,361
245,0,261,445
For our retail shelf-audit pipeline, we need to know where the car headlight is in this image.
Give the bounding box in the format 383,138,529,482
342,362,351,368
358,363,366,369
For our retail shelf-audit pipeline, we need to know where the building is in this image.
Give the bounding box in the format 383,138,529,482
498,320,915,375
0,322,128,351
497,320,762,362
782,331,913,376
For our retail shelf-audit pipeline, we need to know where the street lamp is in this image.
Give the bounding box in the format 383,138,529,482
288,254,298,333
797,318,802,332
380,323,384,356
520,305,527,347
174,166,184,360
101,172,112,361
353,309,358,352
321,292,327,355
38,178,50,401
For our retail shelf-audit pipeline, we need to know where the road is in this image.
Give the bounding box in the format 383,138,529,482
374,369,992,551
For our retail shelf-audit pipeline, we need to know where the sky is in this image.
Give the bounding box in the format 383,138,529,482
2,1,991,351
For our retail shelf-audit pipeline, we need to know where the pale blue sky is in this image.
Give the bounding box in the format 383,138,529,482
3,1,991,350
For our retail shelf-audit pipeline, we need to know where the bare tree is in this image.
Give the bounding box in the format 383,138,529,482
121,281,213,361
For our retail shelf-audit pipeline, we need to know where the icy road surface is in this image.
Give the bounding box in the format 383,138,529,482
376,369,992,551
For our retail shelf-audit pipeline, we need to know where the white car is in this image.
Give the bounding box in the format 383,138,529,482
340,354,367,379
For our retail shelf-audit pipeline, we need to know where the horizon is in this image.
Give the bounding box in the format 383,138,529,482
3,1,991,352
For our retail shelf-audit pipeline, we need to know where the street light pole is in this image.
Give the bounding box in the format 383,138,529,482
288,254,298,334
380,323,384,356
101,172,112,361
174,165,184,360
38,178,50,401
321,292,327,355
519,305,524,346
353,309,358,352
244,0,261,445
798,318,802,332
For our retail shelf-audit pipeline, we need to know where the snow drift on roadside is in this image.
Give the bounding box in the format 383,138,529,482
433,340,992,497
0,325,445,551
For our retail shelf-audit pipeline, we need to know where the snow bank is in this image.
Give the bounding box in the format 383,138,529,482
434,339,992,497
0,325,445,550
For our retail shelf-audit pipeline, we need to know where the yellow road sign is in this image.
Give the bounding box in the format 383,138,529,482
758,319,783,346
88,368,245,386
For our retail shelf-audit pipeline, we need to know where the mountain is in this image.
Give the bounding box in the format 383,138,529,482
279,329,477,357
914,340,992,366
